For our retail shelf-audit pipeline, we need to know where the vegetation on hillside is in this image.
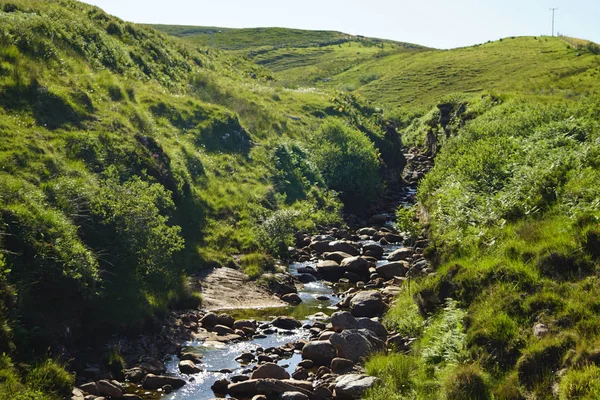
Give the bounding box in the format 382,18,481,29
0,1,405,396
366,95,600,399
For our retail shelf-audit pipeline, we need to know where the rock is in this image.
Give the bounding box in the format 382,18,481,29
96,380,123,398
533,323,549,338
292,367,309,380
318,331,335,340
329,241,360,256
231,375,250,383
301,340,337,366
235,352,256,363
250,363,290,380
180,352,203,364
214,324,235,335
178,360,201,374
272,316,302,330
350,290,385,317
200,312,218,328
371,214,388,224
280,392,310,400
142,374,186,390
324,251,353,264
310,240,331,253
252,396,268,400
162,384,173,394
298,274,317,283
362,244,384,259
330,357,355,374
356,318,388,339
376,261,408,280
211,378,229,394
340,257,370,276
282,293,302,305
139,357,166,375
357,228,378,236
79,382,100,396
256,379,313,398
313,386,333,400
386,248,413,262
384,233,404,243
228,379,259,397
217,313,235,328
72,388,85,400
317,260,344,281
297,360,314,369
122,395,143,400
234,319,256,330
331,311,358,332
334,374,379,400
330,329,385,363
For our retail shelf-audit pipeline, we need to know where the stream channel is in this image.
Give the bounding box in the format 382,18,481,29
158,238,404,400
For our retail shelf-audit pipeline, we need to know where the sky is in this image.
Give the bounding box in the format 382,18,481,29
81,0,600,49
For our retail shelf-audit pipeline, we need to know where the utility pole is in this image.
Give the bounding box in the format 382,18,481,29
550,7,558,37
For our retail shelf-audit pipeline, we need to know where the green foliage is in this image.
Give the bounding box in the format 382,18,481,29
365,353,418,398
395,205,422,241
106,348,125,380
26,359,74,399
239,253,275,280
257,209,300,258
559,365,600,400
444,364,492,400
421,299,467,366
310,118,383,207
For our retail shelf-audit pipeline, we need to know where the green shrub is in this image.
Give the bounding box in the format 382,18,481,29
444,364,491,400
257,209,300,258
365,353,418,397
310,118,383,208
240,253,275,280
106,348,125,380
395,205,422,241
26,359,74,399
516,335,575,389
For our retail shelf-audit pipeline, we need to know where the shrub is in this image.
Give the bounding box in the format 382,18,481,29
310,118,382,208
239,253,275,280
516,335,575,389
26,359,74,399
559,365,600,399
365,353,418,397
444,364,491,400
257,209,300,258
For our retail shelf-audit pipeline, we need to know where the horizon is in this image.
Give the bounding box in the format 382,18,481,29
81,0,600,49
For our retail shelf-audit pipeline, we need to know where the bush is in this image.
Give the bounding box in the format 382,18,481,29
310,118,382,208
257,209,300,258
365,353,418,397
559,365,600,399
26,359,74,399
516,335,575,389
444,364,491,400
240,253,275,280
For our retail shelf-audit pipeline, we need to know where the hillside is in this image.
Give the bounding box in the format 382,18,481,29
0,2,406,398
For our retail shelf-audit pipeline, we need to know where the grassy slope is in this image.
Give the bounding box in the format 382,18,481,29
0,2,407,398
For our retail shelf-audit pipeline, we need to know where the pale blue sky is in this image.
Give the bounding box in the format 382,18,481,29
82,0,599,49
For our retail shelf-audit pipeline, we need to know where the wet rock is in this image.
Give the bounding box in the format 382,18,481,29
235,352,256,363
139,357,166,375
387,248,413,262
258,354,274,363
357,227,378,236
142,374,186,390
313,386,333,400
331,311,358,332
122,395,143,400
324,251,353,264
257,379,313,398
282,293,302,305
228,379,258,397
178,360,201,374
252,396,268,400
318,331,335,340
297,359,313,369
233,319,256,330
298,274,317,283
272,316,302,330
231,375,250,383
340,257,370,277
330,357,355,374
179,352,203,364
214,324,235,335
376,261,408,280
310,240,331,253
329,241,360,256
334,374,378,399
317,260,344,281
330,329,385,363
302,340,337,366
384,233,404,243
162,384,173,394
356,318,388,339
251,363,290,380
362,244,384,259
350,290,385,317
211,378,229,393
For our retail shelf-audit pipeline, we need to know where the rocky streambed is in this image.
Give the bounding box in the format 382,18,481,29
72,151,436,400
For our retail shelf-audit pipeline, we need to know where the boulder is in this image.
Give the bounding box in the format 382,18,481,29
228,379,259,397
340,257,370,277
272,316,302,330
200,312,218,328
334,374,379,400
330,329,385,363
180,352,203,363
376,261,408,280
282,293,302,305
350,290,385,317
330,357,355,374
301,340,337,366
292,367,309,380
316,260,345,281
142,374,186,390
310,240,331,253
123,367,145,383
386,248,413,262
233,319,256,330
357,228,378,236
298,274,317,283
257,379,313,398
314,386,333,400
250,363,290,380
211,378,229,394
384,233,404,243
356,318,388,339
280,392,310,400
217,313,235,328
214,324,235,335
178,360,201,374
329,241,360,256
324,251,353,264
330,311,358,332
362,244,384,259
79,382,100,396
